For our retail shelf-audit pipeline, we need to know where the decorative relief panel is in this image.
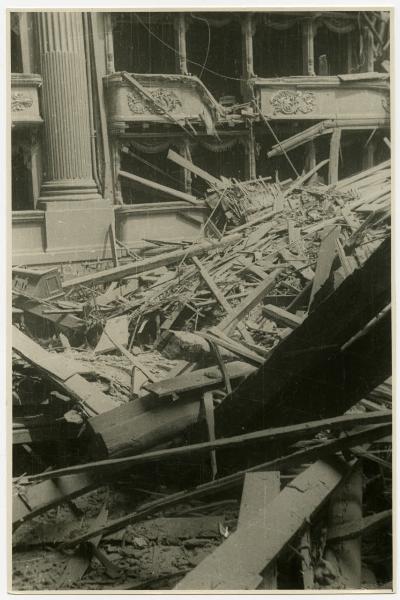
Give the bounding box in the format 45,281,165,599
12,93,33,112
127,88,183,115
270,90,316,115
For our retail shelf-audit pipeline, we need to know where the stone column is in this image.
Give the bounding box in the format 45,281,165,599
37,12,101,203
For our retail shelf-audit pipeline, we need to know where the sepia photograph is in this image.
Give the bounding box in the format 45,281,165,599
9,7,392,592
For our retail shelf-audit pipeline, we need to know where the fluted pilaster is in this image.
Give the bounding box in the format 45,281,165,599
37,12,100,201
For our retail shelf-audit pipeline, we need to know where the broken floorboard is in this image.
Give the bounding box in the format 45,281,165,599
174,457,355,590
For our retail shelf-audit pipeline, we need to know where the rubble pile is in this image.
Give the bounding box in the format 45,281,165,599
11,159,392,591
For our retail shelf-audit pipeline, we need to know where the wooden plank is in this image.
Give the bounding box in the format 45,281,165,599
308,225,340,311
199,331,265,365
13,422,79,445
192,257,253,344
60,425,390,549
12,327,118,415
328,128,342,185
119,169,201,205
174,458,354,589
27,413,391,482
218,268,283,335
238,472,280,589
283,159,330,197
144,361,254,398
263,304,303,328
62,233,241,290
167,149,222,187
268,122,330,158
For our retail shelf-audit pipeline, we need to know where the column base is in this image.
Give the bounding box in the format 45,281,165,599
38,179,102,204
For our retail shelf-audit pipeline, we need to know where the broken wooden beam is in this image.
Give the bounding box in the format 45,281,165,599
167,148,223,187
62,233,241,290
25,412,391,483
119,169,201,205
262,304,303,328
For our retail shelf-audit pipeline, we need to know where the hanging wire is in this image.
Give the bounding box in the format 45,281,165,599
190,13,211,79
134,13,247,82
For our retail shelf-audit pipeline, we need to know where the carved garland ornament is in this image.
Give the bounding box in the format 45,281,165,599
270,90,316,115
11,92,33,112
127,88,183,115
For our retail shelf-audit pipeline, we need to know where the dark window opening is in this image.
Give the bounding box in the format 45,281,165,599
113,13,176,74
120,143,185,204
253,17,303,77
314,27,356,75
190,140,246,196
12,132,34,211
339,129,390,180
187,14,242,103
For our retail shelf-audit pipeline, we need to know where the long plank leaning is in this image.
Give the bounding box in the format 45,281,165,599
238,472,280,589
174,457,353,590
216,268,283,336
12,326,118,415
192,257,254,344
61,233,241,290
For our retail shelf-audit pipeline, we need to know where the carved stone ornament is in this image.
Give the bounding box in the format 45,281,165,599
270,90,316,115
382,97,390,113
127,88,182,115
11,92,33,112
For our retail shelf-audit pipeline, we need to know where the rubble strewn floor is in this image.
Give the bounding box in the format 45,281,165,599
12,161,392,590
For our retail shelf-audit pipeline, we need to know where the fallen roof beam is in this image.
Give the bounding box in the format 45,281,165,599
25,410,391,482
62,233,241,290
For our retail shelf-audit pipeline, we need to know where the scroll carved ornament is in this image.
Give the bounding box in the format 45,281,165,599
271,90,316,115
11,92,33,112
127,88,183,115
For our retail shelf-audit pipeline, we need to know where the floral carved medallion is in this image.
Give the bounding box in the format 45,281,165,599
11,93,33,112
127,88,182,115
270,90,316,115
